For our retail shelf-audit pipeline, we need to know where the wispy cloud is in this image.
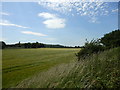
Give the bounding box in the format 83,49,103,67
0,12,10,16
21,31,47,37
89,17,99,23
38,12,66,29
0,20,30,28
38,1,112,23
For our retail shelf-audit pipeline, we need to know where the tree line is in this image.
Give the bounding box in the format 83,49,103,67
0,41,81,49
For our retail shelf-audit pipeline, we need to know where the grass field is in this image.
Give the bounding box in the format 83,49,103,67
2,48,120,88
16,47,120,88
2,48,80,88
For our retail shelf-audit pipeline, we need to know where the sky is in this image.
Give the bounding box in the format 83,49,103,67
0,1,118,46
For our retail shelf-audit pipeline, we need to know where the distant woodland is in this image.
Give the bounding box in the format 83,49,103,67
0,41,81,49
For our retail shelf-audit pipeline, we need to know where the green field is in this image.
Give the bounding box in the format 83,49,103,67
16,47,120,88
2,48,80,88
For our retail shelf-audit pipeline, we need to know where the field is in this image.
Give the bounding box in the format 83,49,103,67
2,48,120,88
16,47,120,88
2,48,80,88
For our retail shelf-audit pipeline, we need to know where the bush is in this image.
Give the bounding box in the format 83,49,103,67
76,39,104,61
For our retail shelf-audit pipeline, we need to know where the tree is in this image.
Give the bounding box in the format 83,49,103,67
24,43,28,48
100,29,120,48
38,43,45,48
0,41,6,49
31,42,38,48
18,41,21,47
27,42,31,48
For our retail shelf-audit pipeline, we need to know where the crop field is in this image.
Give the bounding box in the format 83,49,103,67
2,48,80,88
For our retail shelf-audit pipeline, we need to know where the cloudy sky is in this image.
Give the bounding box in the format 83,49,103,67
0,1,118,46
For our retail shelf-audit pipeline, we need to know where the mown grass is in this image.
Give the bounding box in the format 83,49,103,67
2,48,80,88
16,47,120,88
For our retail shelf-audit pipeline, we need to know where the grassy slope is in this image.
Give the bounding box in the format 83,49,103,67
2,48,80,88
16,47,120,88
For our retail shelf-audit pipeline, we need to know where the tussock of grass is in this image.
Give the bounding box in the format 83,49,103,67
16,47,120,88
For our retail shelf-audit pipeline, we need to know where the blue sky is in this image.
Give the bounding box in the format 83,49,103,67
0,1,118,46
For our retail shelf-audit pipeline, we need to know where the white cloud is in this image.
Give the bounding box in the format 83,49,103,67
38,1,111,23
0,12,10,16
38,12,66,29
0,20,30,28
21,31,47,37
43,18,65,29
38,12,56,19
112,9,118,12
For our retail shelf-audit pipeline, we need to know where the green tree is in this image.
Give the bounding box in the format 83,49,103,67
0,41,6,49
100,29,120,48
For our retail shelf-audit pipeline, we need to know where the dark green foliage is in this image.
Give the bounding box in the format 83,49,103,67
3,41,72,48
1,41,81,49
76,39,104,61
24,42,45,48
101,29,120,49
0,41,6,49
15,41,22,47
24,42,31,48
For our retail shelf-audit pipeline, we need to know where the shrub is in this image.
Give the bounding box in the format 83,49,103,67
76,39,104,61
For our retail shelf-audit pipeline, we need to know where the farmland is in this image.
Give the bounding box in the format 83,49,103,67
16,47,120,88
2,47,120,88
2,48,80,88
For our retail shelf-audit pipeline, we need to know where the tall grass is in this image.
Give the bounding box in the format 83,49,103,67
16,47,120,88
